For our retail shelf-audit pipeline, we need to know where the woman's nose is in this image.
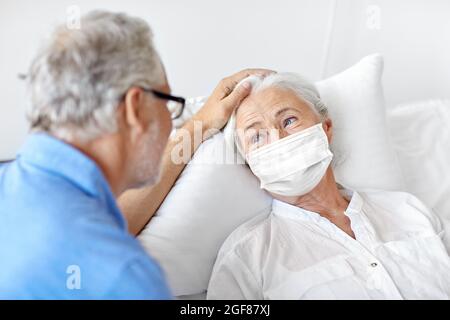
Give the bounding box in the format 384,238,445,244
278,129,290,140
268,128,289,144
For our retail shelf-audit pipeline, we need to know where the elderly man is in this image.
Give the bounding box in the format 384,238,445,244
206,73,450,299
0,10,269,298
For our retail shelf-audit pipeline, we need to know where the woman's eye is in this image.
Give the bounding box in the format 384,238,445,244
249,131,267,146
283,117,297,127
251,133,261,145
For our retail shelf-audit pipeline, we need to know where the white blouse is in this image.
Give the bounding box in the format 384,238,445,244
207,189,450,300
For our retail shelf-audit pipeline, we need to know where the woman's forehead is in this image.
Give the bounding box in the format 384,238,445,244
235,87,311,126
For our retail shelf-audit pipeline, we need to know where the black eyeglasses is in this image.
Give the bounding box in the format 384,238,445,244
141,88,186,120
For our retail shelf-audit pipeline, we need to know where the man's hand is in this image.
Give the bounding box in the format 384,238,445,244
192,68,274,135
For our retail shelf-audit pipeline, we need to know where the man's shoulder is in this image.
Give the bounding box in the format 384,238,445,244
78,229,172,299
0,158,96,206
0,161,9,175
101,253,172,299
64,244,171,299
0,220,168,299
0,157,120,227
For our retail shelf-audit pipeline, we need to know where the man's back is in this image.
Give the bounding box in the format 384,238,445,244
0,134,172,299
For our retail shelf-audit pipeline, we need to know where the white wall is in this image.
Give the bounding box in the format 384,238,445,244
1,0,449,159
324,0,450,107
0,0,333,159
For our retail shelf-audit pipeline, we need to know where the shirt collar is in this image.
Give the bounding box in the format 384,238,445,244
272,188,364,222
340,188,364,214
17,133,126,229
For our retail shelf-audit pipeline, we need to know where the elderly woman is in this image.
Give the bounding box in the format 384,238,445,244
207,73,450,300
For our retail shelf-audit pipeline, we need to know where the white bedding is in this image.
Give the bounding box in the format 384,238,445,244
387,99,450,223
175,101,450,299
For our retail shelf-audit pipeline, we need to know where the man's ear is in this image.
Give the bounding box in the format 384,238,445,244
323,118,333,143
123,87,146,134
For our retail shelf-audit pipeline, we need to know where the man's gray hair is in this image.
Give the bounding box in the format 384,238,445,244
26,10,165,142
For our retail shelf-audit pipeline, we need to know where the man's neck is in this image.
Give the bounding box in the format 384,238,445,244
66,135,128,197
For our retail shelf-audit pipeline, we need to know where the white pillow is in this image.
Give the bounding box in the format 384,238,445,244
315,54,404,191
387,99,450,221
138,54,405,296
138,133,272,296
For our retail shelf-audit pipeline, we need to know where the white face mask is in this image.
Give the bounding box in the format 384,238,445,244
246,123,333,197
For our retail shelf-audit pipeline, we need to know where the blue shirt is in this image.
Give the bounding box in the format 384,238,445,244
0,134,172,299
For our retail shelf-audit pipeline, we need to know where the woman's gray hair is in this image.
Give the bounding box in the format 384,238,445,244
241,72,328,118
224,72,329,159
26,10,165,142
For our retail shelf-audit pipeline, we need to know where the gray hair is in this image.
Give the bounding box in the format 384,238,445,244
224,72,329,158
240,72,328,118
26,10,165,142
